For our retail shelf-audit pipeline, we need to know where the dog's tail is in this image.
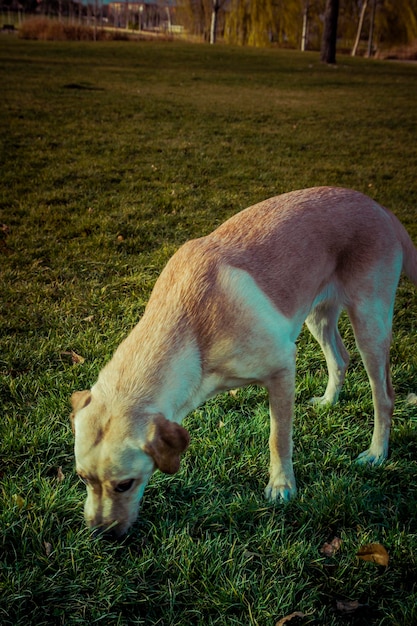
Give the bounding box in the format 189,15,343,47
394,217,417,407
392,213,417,287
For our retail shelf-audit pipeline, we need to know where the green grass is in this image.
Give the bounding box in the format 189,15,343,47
1,38,417,625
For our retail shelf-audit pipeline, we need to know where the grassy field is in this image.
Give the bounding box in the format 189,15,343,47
1,37,417,625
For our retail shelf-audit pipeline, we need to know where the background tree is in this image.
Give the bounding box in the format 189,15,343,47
375,0,417,47
225,0,308,48
179,0,227,40
210,0,228,43
320,0,339,62
182,0,417,50
351,0,368,55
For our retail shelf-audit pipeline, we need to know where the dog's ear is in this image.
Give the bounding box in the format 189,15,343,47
144,415,190,474
70,390,92,433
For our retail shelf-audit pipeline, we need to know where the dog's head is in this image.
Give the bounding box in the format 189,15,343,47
70,390,190,538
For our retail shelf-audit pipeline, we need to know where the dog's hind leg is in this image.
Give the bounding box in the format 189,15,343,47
306,301,350,406
347,294,396,465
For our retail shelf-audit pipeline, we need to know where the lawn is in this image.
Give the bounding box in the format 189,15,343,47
1,37,417,625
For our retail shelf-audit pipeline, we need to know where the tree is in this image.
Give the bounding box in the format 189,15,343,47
301,0,309,50
210,0,227,44
225,0,306,48
320,0,339,63
351,0,368,56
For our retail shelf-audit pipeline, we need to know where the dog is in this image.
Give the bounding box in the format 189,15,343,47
70,186,417,538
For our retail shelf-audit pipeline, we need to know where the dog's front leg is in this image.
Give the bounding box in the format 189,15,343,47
264,364,297,502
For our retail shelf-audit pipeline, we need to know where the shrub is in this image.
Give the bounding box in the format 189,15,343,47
18,17,129,41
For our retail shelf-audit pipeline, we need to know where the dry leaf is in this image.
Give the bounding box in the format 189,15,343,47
229,389,238,397
82,315,94,323
276,611,306,625
57,466,65,482
12,494,25,509
336,600,367,614
70,350,85,364
218,420,225,428
44,541,52,557
357,543,389,566
61,350,85,365
407,393,417,405
320,536,342,557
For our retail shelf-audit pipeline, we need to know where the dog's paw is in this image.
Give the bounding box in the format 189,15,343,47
355,449,387,466
264,481,297,502
309,395,332,406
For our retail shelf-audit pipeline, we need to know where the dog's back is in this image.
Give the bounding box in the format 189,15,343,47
151,186,417,321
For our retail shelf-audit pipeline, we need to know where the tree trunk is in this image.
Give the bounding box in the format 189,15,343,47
352,0,368,57
320,0,339,64
367,0,377,57
210,0,220,44
301,0,309,51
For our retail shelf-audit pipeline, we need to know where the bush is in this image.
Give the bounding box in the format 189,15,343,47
18,18,129,41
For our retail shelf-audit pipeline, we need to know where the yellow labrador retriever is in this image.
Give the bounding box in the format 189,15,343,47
71,186,417,537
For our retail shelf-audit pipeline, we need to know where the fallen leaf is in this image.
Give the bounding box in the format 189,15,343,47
70,350,85,364
407,392,417,405
229,389,238,397
57,466,65,482
12,494,25,509
44,541,52,557
357,543,389,567
276,611,306,625
320,536,342,557
82,315,94,323
61,350,85,365
336,600,367,614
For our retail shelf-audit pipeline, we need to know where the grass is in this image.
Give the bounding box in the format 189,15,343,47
1,37,417,625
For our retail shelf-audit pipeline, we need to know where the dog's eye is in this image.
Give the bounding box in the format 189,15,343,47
115,479,134,493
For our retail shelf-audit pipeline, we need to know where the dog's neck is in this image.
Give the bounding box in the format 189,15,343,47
95,304,205,425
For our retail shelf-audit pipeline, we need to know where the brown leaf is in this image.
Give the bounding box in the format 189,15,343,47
44,541,52,557
82,315,94,323
57,466,65,482
336,600,367,614
407,393,417,405
275,612,306,625
320,536,342,557
12,494,25,509
61,350,85,365
357,543,389,566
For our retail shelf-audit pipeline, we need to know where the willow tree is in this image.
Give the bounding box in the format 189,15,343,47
351,0,417,56
225,0,305,48
375,0,417,47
